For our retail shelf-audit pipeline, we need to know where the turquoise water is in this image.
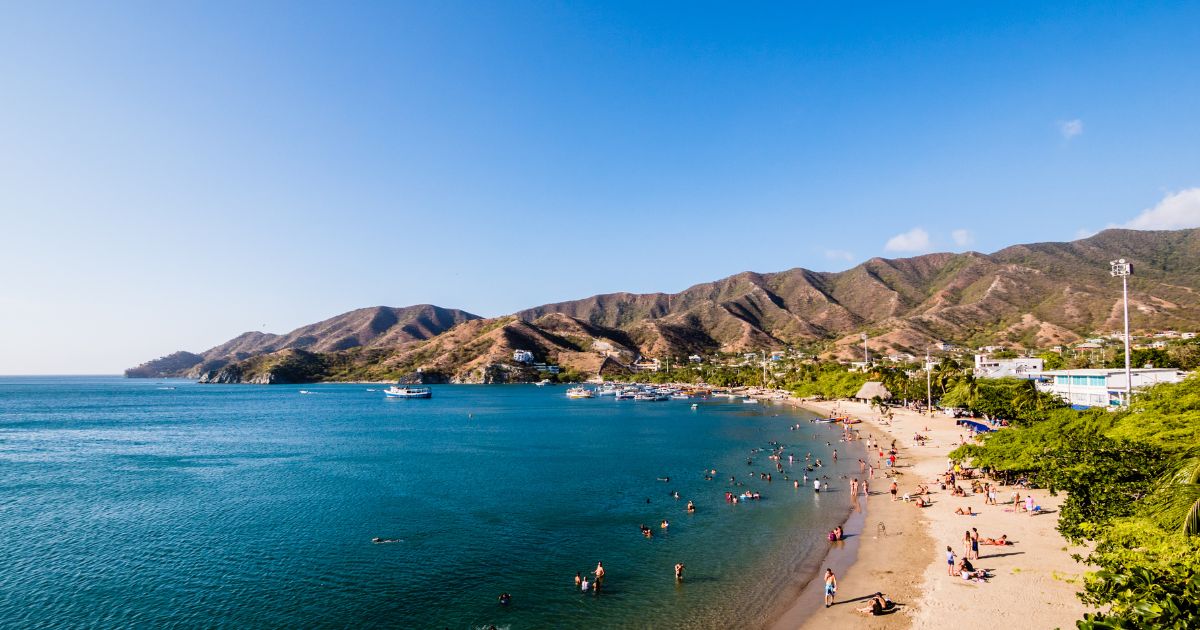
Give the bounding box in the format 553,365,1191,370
0,377,863,629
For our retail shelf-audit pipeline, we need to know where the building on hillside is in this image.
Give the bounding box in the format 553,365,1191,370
854,381,892,402
687,354,703,363
532,363,560,374
1183,332,1197,340
887,352,916,363
1074,342,1103,351
770,351,786,361
512,350,534,364
973,355,1043,379
632,357,661,372
1036,368,1188,408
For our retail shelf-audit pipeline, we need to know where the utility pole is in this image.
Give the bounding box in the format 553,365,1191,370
1110,259,1134,406
861,333,869,365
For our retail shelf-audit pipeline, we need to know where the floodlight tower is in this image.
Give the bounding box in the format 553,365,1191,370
926,345,934,416
861,333,869,365
1110,259,1134,406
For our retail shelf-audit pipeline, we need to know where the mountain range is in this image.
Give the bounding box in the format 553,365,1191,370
126,228,1200,383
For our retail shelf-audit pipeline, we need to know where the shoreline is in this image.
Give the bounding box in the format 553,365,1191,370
769,398,1088,629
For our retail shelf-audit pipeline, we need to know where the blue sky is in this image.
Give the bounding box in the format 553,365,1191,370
2,2,1199,373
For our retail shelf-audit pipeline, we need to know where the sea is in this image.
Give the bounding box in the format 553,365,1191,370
0,377,865,629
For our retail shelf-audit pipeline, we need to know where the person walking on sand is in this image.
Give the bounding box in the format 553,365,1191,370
890,480,898,501
823,568,837,607
946,546,957,576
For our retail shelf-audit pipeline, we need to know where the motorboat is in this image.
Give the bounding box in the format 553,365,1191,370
384,386,432,399
742,398,759,404
535,379,553,387
566,387,594,399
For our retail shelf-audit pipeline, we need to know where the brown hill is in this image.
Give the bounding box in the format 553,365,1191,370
132,228,1200,382
517,228,1200,359
127,304,479,378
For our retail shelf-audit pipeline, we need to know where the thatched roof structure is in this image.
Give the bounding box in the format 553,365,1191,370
855,381,892,400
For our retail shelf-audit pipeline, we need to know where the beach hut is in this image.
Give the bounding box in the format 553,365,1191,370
854,381,892,402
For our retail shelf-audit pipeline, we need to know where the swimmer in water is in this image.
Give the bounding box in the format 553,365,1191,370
372,537,401,544
687,500,696,513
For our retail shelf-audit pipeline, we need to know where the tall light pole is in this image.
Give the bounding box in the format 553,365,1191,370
1110,259,1134,406
861,333,869,366
926,346,933,416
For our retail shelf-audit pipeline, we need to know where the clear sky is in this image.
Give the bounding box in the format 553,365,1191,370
2,2,1199,374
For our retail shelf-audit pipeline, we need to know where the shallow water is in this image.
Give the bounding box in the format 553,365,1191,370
0,377,863,629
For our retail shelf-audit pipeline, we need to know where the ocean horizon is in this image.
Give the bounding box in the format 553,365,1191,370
0,377,863,628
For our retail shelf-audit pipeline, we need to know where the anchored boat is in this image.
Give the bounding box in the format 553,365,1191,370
384,386,432,399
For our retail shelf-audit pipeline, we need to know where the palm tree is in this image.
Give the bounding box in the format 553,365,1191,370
1010,380,1042,421
1146,458,1200,536
1176,460,1200,536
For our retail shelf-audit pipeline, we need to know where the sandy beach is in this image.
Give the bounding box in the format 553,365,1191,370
771,398,1088,629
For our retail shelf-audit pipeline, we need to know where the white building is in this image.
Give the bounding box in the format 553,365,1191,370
1037,368,1188,408
1183,332,1197,340
687,354,703,363
513,350,534,364
974,355,1043,379
632,358,661,372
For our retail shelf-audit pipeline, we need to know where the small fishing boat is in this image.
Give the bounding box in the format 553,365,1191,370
535,379,553,387
565,387,594,399
742,398,759,404
384,386,432,399
670,393,690,400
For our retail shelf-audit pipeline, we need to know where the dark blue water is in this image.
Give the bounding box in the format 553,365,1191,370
0,377,863,629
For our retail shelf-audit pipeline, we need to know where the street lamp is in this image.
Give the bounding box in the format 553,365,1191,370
1110,258,1133,406
861,333,869,365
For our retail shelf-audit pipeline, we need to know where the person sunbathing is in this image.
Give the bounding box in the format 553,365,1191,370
954,506,975,515
981,535,1011,545
856,592,895,616
913,496,929,507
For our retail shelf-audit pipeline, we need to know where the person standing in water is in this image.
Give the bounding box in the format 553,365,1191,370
674,562,685,582
824,568,837,607
594,562,605,589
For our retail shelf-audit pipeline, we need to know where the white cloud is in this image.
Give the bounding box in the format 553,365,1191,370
884,227,932,253
1120,188,1200,230
1075,227,1098,240
1060,119,1084,139
824,249,854,262
951,229,974,247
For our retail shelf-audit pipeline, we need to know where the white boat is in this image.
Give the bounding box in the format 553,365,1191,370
615,391,635,400
566,387,594,399
743,398,759,404
595,385,619,396
670,393,690,400
384,386,432,399
535,379,553,387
